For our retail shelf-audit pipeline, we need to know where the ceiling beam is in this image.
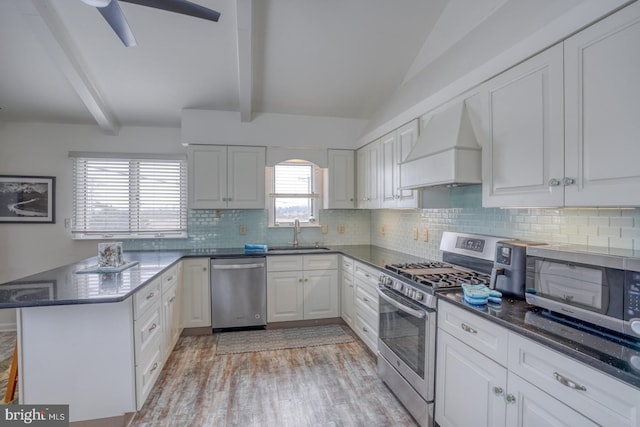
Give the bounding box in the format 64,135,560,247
236,0,253,122
20,0,120,134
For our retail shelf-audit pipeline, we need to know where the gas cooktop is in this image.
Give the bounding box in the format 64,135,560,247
384,262,491,289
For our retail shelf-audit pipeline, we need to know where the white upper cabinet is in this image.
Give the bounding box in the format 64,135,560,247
563,1,640,206
380,120,419,209
481,43,565,207
356,139,381,209
188,145,266,209
324,149,355,209
481,2,640,208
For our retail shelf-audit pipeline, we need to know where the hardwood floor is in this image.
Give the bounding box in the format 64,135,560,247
131,328,419,427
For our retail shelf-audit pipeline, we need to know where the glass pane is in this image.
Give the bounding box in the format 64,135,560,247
274,163,313,194
274,197,313,224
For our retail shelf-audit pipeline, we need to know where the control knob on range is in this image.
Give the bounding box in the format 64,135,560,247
393,281,404,292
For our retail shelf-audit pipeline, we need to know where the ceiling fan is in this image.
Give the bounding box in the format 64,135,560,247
80,0,221,47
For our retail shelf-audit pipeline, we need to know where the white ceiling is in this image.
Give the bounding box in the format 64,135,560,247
1,0,577,134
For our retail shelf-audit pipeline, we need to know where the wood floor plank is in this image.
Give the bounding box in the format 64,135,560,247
130,330,419,427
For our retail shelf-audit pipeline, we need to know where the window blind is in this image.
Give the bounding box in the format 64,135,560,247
72,156,187,239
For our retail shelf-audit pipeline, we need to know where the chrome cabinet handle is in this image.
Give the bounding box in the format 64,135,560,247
493,386,504,396
362,326,368,333
505,394,516,404
363,297,369,302
563,177,576,186
146,292,155,300
150,362,159,373
554,372,586,391
299,278,303,283
548,178,561,187
149,323,157,332
461,323,477,334
169,296,176,303
166,276,173,281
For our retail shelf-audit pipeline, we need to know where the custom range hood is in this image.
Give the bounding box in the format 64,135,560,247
399,101,481,189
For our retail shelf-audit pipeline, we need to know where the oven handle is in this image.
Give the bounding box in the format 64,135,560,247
377,289,426,319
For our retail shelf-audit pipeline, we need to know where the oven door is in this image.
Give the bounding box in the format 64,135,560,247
377,287,436,401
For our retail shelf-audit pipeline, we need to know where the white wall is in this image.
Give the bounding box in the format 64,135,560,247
0,122,183,283
181,109,368,149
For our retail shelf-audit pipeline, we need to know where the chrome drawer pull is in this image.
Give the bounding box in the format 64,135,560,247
146,292,155,300
150,362,159,373
505,394,516,404
493,386,504,396
169,296,176,303
554,372,587,391
149,323,157,332
461,323,477,334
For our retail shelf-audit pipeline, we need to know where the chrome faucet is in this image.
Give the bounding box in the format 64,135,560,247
293,219,301,248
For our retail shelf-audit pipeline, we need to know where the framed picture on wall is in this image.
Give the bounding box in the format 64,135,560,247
0,175,55,223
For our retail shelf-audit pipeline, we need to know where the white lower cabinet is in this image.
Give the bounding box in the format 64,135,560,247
181,257,211,328
267,254,339,323
436,301,639,427
352,260,380,352
341,256,356,328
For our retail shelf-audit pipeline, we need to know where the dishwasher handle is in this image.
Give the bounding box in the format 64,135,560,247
212,262,265,270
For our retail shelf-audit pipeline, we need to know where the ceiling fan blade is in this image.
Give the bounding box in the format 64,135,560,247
119,0,221,22
97,1,138,47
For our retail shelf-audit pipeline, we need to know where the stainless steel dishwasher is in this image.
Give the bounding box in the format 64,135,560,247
210,257,267,330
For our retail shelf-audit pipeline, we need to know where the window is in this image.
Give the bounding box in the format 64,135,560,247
267,160,321,227
71,154,187,239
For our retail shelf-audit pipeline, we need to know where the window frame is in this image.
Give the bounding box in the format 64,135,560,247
266,160,322,228
70,153,188,240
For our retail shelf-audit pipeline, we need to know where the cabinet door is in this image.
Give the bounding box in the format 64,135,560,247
303,269,339,320
162,283,176,360
181,258,211,328
227,146,266,209
381,131,398,208
435,330,507,427
564,1,640,206
395,120,419,208
366,140,381,209
341,270,355,328
325,149,355,209
267,271,304,322
188,145,227,209
356,145,368,208
482,44,564,207
505,374,598,427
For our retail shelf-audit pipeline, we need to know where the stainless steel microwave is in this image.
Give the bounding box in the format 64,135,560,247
525,245,640,339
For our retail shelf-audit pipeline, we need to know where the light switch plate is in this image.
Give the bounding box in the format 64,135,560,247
412,228,418,240
423,228,428,241
322,224,328,234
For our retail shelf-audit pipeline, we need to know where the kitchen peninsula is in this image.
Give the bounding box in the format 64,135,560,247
3,245,640,426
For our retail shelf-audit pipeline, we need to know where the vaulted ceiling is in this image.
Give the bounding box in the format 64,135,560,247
2,0,588,135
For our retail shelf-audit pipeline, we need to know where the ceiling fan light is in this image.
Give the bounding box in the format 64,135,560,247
81,0,112,7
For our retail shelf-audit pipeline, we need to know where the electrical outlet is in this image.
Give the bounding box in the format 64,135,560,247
321,224,328,234
422,228,428,242
412,228,418,240
239,225,246,235
381,224,386,235
338,224,345,234
64,218,71,229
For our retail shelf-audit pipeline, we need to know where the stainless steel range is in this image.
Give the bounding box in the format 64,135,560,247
377,232,503,427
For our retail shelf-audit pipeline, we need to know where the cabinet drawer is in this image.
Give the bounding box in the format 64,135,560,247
355,281,378,314
134,302,163,359
438,300,509,366
135,341,163,410
355,296,378,335
303,254,338,271
161,264,178,293
354,261,379,290
267,255,303,272
342,256,355,275
508,333,640,427
134,277,162,319
355,310,378,352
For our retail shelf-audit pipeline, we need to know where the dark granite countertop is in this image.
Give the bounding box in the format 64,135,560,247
0,245,395,308
438,291,640,390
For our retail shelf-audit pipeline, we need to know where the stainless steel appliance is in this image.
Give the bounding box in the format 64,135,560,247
210,257,266,330
377,232,503,427
526,245,640,339
490,240,545,298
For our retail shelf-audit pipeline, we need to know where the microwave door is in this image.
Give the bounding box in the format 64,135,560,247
536,260,608,313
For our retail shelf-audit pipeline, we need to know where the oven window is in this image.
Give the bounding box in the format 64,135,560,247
378,290,426,378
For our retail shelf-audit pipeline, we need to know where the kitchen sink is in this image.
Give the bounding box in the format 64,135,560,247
267,246,331,254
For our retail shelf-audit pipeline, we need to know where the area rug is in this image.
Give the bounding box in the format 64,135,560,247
216,324,354,355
